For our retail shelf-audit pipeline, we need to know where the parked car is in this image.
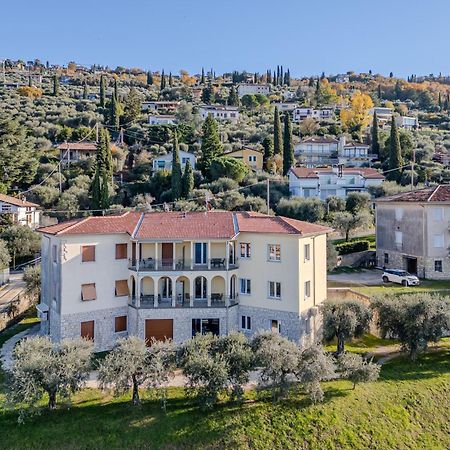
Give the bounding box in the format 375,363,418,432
382,269,420,286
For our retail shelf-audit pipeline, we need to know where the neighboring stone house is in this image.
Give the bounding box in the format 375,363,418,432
0,193,41,229
152,151,196,173
198,105,240,123
224,147,264,171
237,84,271,97
369,107,393,125
294,137,339,166
375,185,450,279
58,142,97,164
148,114,177,126
37,211,330,351
289,166,384,200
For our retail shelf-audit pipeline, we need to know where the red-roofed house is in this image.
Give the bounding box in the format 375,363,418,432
58,142,98,164
0,194,41,228
289,166,384,200
37,211,330,350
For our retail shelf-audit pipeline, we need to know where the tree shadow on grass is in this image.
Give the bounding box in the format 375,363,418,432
380,349,450,382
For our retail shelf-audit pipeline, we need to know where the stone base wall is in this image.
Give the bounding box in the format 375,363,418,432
377,249,450,280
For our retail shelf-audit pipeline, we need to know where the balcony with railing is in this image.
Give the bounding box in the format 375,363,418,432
129,293,239,309
128,258,239,272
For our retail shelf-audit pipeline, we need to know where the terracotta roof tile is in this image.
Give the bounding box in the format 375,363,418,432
0,193,40,208
57,142,98,151
376,185,450,203
290,167,384,180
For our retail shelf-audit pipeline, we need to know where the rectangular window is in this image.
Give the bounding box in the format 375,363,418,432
192,318,220,336
52,245,57,263
304,281,311,299
115,243,127,260
268,244,281,262
81,245,95,262
433,234,444,248
435,260,443,272
268,281,281,299
304,244,311,261
271,319,281,333
432,207,444,221
241,315,251,330
115,280,129,297
80,320,94,340
115,315,127,332
194,242,208,265
240,243,251,258
81,283,97,301
240,278,251,295
384,253,389,264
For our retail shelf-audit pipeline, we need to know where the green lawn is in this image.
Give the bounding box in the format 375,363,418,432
352,280,450,298
324,333,399,355
0,348,449,449
0,311,39,348
331,233,376,249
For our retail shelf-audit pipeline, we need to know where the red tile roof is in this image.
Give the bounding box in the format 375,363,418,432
57,142,97,151
0,193,39,208
376,185,450,203
38,211,331,238
289,167,384,180
300,137,338,145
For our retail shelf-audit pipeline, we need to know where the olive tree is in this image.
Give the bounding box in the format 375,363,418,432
323,300,372,355
372,294,450,360
7,336,93,419
98,336,175,406
337,353,380,389
23,264,41,300
0,239,11,269
1,225,41,267
252,331,301,400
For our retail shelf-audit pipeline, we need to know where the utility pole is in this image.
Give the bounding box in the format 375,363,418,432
266,178,270,215
95,122,99,143
411,148,416,191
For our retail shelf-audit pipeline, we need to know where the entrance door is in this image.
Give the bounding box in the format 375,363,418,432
81,320,94,340
406,257,418,274
176,281,184,302
145,319,173,345
161,243,173,267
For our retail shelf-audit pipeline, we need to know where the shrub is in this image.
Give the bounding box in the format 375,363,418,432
337,353,380,389
335,240,370,255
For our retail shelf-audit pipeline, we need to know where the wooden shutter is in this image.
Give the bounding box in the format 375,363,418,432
115,280,129,297
115,315,127,332
115,243,127,260
81,245,95,262
81,283,97,301
81,320,94,340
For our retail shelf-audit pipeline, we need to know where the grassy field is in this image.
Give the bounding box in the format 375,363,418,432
0,346,449,449
332,233,376,250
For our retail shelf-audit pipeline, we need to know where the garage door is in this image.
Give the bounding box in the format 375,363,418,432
145,319,173,345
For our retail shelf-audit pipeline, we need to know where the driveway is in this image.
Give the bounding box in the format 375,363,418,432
328,269,383,287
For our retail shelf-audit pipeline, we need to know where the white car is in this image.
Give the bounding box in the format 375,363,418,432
382,269,420,286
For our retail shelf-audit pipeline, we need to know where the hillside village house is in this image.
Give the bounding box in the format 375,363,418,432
37,211,330,351
224,148,264,171
375,185,450,279
141,101,180,112
338,138,374,167
148,114,177,126
289,167,384,200
0,193,41,228
152,151,196,173
369,107,393,125
199,105,240,123
58,142,97,164
237,84,271,97
293,107,334,123
395,115,419,130
272,102,298,113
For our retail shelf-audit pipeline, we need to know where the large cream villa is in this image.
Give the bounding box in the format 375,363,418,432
37,211,330,351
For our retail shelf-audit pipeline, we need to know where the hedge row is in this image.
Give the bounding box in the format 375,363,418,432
336,240,370,255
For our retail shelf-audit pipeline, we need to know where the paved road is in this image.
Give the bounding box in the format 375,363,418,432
0,273,26,306
328,269,383,286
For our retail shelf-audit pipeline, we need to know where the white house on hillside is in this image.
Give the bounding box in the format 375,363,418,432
0,193,41,229
294,137,339,166
148,115,177,126
293,107,334,122
237,84,271,97
142,101,180,112
395,116,418,130
152,151,196,173
369,107,393,125
288,167,384,200
198,105,239,123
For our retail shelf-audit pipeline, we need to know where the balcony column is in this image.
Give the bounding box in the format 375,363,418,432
172,242,176,270
136,276,141,307
171,276,177,307
225,274,230,307
155,242,159,270
225,241,230,270
190,242,194,270
136,241,140,271
206,276,211,307
207,241,211,269
153,277,159,308
189,276,194,307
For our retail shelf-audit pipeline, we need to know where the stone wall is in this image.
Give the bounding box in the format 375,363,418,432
0,293,35,333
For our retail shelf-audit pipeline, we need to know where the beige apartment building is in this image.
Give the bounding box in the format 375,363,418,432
38,211,330,351
375,185,450,279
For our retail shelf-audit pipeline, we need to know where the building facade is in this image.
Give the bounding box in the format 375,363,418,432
293,107,334,123
152,151,196,173
289,167,385,200
58,142,98,164
0,194,41,228
224,148,264,171
375,185,450,279
237,84,271,97
395,115,419,130
198,105,240,123
148,114,177,126
294,137,339,166
38,211,330,351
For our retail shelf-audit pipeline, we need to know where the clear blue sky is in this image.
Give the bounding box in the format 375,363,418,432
2,0,450,78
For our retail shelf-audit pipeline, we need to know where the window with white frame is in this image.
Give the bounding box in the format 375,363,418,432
241,315,251,331
268,244,281,262
268,281,281,299
433,234,444,248
304,281,311,299
240,278,251,295
240,243,251,258
432,207,444,221
304,244,311,261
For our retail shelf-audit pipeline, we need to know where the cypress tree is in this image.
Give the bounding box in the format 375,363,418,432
169,72,173,87
273,71,276,86
199,114,223,178
113,79,119,101
146,71,153,86
273,107,282,155
110,94,120,130
387,116,403,182
182,159,194,198
262,136,274,171
100,75,106,107
53,74,59,96
377,84,382,99
280,66,284,85
228,85,239,106
28,76,32,87
371,112,380,158
438,92,442,110
201,68,205,84
201,82,215,104
171,131,182,200
267,70,272,84
100,169,110,210
282,113,294,176
160,69,166,90
83,81,88,100
91,166,101,211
